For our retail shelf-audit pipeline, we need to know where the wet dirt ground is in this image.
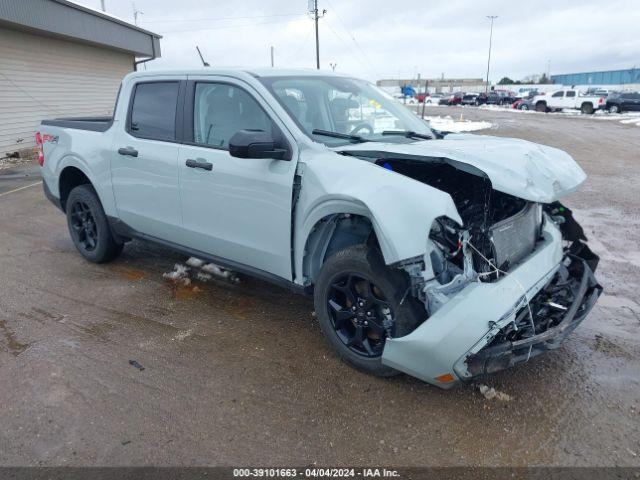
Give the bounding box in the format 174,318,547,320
0,108,639,467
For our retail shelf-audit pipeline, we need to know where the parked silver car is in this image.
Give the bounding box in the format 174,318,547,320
38,69,601,388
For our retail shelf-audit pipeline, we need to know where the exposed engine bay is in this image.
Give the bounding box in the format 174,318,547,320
376,158,539,280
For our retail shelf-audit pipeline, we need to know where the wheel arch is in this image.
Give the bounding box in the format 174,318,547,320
59,166,92,212
296,198,398,287
302,213,380,287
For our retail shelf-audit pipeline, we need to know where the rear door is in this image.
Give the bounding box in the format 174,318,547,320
176,77,298,280
564,90,577,108
111,79,186,242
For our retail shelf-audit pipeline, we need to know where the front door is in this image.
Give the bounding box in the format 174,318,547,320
177,79,297,280
111,79,184,242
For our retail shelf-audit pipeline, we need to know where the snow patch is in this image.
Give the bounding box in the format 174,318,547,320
478,384,512,402
163,258,240,286
424,115,492,132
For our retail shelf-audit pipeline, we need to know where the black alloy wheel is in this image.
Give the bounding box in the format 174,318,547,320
65,184,123,263
327,273,393,358
313,244,425,377
70,200,98,251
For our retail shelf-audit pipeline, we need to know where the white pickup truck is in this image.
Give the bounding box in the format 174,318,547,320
37,68,601,388
533,88,606,114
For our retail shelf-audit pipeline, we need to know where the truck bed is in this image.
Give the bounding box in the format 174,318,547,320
41,116,113,132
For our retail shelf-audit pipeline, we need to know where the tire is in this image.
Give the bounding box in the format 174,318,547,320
535,101,547,112
66,184,123,263
520,104,529,110
581,103,594,114
313,244,425,377
608,104,620,114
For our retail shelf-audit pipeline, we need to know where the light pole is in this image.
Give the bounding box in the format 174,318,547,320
485,15,497,93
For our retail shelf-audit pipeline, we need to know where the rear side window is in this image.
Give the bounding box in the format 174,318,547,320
566,91,576,97
129,82,179,141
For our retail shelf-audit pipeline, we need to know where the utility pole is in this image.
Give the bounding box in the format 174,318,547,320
329,62,337,72
100,0,106,12
309,0,326,69
485,15,497,93
270,46,274,67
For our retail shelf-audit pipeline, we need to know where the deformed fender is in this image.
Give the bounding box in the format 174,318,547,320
293,150,462,284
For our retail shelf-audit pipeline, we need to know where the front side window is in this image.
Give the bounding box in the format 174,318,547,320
552,91,564,98
129,82,179,141
258,75,434,146
193,83,273,149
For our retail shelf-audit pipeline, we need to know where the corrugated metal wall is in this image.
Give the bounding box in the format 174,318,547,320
0,26,133,154
551,69,640,86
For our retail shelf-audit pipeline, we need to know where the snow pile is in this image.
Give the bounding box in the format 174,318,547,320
162,263,191,285
478,384,512,402
163,257,240,286
424,115,492,132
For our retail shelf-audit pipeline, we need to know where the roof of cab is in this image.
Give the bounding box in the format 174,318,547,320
124,67,355,80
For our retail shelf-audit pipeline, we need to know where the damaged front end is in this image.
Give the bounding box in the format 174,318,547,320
463,248,601,377
349,153,602,387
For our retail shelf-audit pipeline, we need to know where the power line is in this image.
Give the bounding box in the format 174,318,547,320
159,17,302,35
141,13,306,24
323,19,377,79
324,0,379,78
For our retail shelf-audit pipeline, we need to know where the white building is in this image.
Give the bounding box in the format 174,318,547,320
0,0,161,156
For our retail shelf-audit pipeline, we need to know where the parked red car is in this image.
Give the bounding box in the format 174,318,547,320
438,92,464,105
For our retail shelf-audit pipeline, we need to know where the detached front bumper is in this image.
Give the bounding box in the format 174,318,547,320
381,220,601,389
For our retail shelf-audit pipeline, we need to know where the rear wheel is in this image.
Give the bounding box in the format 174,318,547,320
520,104,529,110
313,244,425,377
66,185,123,263
581,102,594,114
608,104,620,114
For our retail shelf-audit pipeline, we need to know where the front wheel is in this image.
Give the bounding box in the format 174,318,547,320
313,244,425,377
608,104,620,114
535,101,547,112
66,184,123,263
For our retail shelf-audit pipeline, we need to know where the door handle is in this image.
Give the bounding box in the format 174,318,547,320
185,158,213,171
118,146,138,157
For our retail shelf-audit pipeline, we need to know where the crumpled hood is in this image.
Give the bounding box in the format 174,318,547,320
338,134,586,203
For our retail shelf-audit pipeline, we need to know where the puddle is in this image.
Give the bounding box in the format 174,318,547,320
0,319,29,356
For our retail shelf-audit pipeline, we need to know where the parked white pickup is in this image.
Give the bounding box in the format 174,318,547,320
533,89,606,114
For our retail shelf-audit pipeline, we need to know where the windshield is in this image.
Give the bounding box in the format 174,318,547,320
258,75,435,146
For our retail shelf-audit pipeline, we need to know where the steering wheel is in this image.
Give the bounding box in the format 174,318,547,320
350,123,374,136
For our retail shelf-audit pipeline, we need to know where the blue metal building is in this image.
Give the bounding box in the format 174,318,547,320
551,68,640,86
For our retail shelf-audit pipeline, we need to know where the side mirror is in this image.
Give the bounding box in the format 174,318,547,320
229,129,289,160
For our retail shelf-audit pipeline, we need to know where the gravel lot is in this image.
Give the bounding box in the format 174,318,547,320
0,107,638,467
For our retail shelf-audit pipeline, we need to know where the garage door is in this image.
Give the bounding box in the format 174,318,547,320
0,26,133,154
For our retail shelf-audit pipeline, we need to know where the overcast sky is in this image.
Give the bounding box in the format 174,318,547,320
75,0,639,82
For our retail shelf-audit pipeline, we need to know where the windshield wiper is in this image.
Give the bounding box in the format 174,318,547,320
312,129,368,143
381,130,433,140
